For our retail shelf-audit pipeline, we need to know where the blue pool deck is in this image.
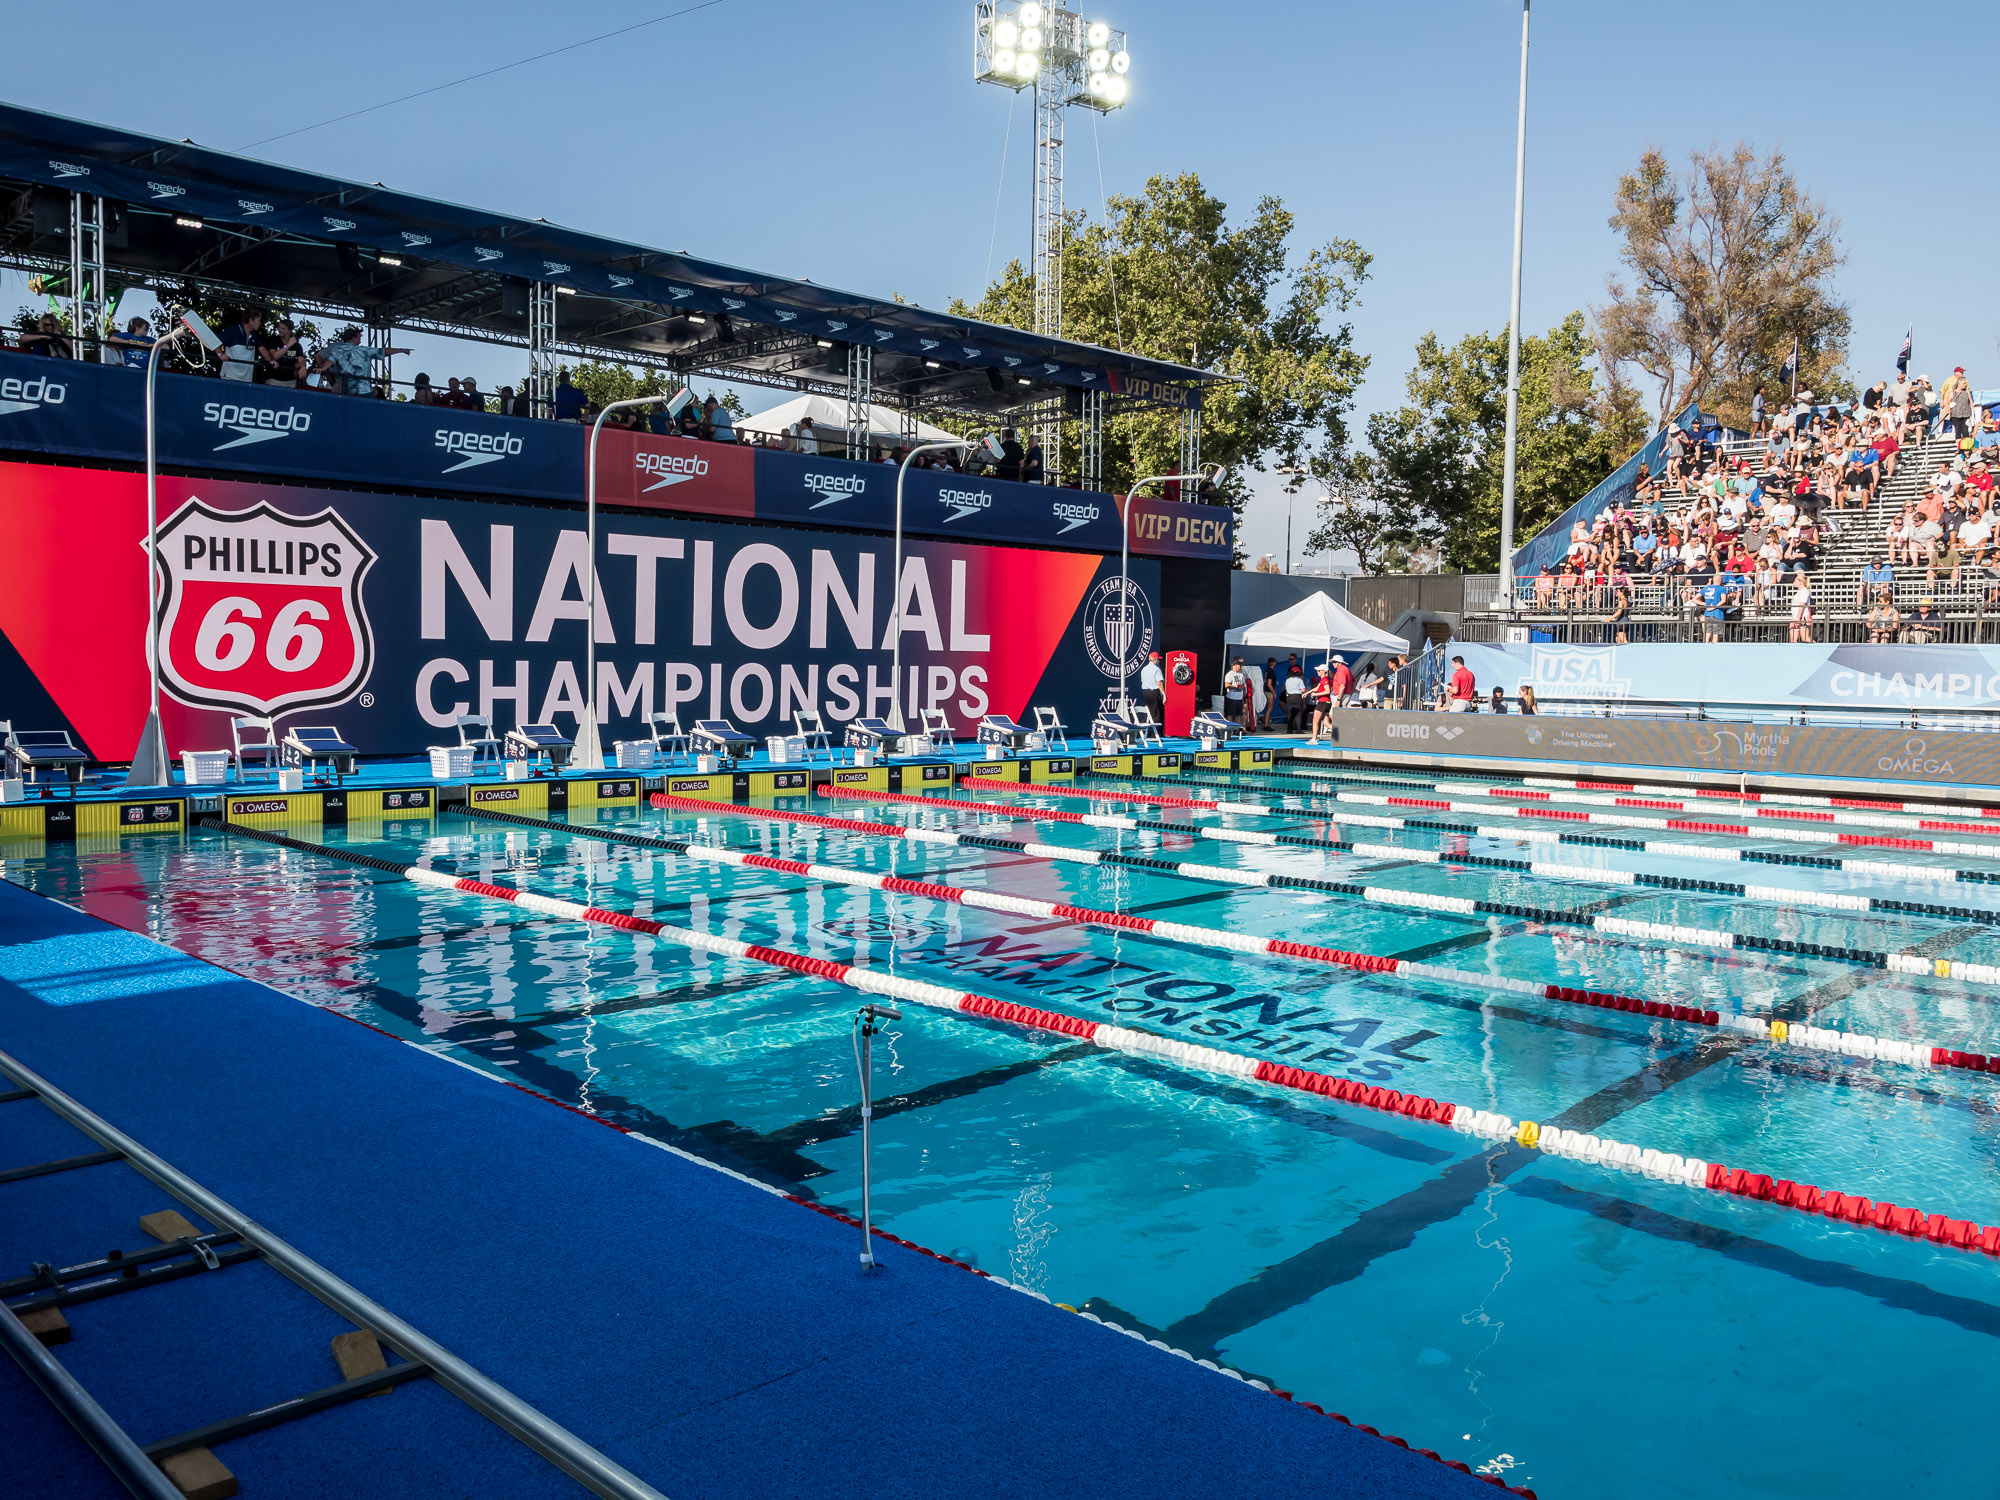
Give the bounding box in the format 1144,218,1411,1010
0,875,1494,1499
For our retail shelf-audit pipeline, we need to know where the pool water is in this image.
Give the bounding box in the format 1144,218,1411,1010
8,766,2000,1499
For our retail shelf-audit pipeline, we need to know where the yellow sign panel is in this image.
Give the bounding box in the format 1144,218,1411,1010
1194,751,1228,768
77,799,186,836
1090,755,1134,776
467,782,549,812
220,792,322,827
1027,757,1076,783
964,760,1016,781
828,767,888,792
660,773,734,802
1245,749,1275,765
1140,753,1184,778
568,777,642,809
746,769,812,799
348,787,436,820
0,805,48,843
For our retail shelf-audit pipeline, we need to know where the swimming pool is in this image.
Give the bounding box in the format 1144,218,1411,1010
8,764,1998,1499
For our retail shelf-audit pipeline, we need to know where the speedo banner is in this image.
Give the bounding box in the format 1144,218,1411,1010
0,350,1229,558
0,458,1160,762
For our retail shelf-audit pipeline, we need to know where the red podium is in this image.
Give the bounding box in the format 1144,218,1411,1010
1164,650,1198,736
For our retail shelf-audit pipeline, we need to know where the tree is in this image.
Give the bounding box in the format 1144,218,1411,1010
951,173,1371,531
1335,313,1629,572
555,360,747,418
1299,450,1427,578
1594,144,1849,429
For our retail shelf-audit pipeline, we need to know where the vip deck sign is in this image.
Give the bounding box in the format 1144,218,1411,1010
150,499,377,716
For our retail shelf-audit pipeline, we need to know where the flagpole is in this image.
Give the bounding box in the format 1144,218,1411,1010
1789,336,1798,401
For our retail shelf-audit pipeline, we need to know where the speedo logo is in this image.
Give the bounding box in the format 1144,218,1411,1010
938,487,993,523
204,401,312,451
805,472,868,509
435,428,524,472
636,451,710,491
0,374,66,418
1053,501,1100,534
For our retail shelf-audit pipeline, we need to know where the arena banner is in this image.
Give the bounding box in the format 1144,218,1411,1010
0,350,1230,558
0,458,1159,762
1312,709,2000,791
1448,640,2000,712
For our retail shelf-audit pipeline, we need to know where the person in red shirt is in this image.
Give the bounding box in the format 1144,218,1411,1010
1306,664,1334,742
1327,655,1355,708
1447,656,1477,712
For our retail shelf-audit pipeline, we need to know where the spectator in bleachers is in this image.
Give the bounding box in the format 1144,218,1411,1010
18,312,72,359
553,369,585,422
462,376,487,415
257,318,309,388
412,373,436,405
1866,588,1900,642
104,316,152,368
1906,597,1943,643
1943,369,1976,440
508,386,532,418
215,311,262,382
710,400,737,442
1788,574,1815,642
315,326,407,396
1858,555,1894,612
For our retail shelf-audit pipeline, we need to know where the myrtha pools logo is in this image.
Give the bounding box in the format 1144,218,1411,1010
149,499,378,717
1080,575,1155,678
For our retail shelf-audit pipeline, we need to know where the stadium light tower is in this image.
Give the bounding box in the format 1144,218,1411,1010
973,2,1130,482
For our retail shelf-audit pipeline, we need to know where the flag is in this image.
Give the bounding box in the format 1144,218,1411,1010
1897,325,1912,376
1778,338,1798,395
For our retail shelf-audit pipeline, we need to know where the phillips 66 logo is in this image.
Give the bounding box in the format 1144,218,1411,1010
149,498,377,716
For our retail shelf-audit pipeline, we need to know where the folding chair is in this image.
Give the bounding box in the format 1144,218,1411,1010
794,710,833,762
977,714,1035,751
845,717,898,759
917,709,956,754
1,722,88,796
456,713,504,767
647,713,692,767
282,725,358,785
503,722,573,773
1126,704,1166,749
1190,710,1245,743
692,719,755,767
1032,705,1071,753
230,715,281,782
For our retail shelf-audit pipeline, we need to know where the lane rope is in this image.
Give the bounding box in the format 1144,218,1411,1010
798,786,2000,987
200,816,2000,1264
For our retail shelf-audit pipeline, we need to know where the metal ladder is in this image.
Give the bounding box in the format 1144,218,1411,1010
0,1047,669,1500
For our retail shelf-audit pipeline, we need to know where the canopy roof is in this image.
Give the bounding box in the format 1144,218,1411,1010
0,103,1217,420
1224,591,1404,656
734,393,958,445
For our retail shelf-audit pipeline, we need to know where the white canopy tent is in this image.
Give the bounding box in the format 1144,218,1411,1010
735,393,959,449
1223,591,1405,664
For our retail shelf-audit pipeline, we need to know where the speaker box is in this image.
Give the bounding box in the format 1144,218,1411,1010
500,280,529,319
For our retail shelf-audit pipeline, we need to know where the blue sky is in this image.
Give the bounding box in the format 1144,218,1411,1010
7,0,1991,570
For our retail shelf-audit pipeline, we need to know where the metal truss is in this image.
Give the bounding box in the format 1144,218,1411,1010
845,343,874,459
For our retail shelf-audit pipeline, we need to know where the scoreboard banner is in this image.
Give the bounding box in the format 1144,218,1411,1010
0,458,1161,763
0,349,1229,559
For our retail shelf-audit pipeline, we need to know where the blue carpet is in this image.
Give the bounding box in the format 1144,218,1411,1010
0,876,1490,1499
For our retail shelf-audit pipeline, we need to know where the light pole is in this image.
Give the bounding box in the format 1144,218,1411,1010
891,438,997,730
1118,465,1224,712
1274,465,1326,575
579,393,674,769
854,1001,903,1269
1496,0,1531,615
129,309,222,789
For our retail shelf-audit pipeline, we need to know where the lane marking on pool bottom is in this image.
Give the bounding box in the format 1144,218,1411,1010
988,775,2000,918
797,786,2000,990
564,798,1989,1077
201,816,2000,1264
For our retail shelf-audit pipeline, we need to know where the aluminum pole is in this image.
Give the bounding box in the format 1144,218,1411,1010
1496,0,1531,616
128,331,181,790
890,440,973,733
578,394,666,769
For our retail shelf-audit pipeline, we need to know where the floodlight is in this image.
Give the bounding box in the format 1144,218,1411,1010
378,254,403,267
1103,76,1126,102
1019,2,1043,25
1088,47,1109,69
687,313,708,324
993,18,1017,46
1087,72,1107,94
1087,20,1110,45
1014,51,1039,77
179,309,222,351
1111,49,1129,73
555,284,578,296
816,338,835,349
174,214,203,229
924,359,942,369
1019,24,1043,49
1017,376,1032,386
994,46,1016,70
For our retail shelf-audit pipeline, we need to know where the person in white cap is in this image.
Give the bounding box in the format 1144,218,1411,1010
1139,650,1166,727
